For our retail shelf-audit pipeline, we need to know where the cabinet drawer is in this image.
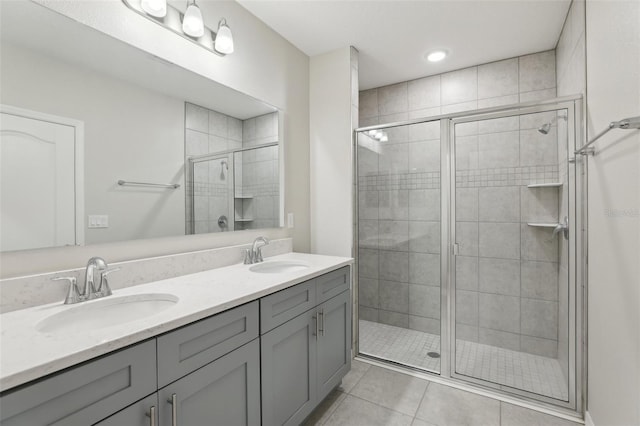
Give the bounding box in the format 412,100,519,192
260,279,316,333
157,301,258,388
316,266,351,303
0,340,156,426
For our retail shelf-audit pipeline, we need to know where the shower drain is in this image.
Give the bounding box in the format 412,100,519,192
427,352,440,358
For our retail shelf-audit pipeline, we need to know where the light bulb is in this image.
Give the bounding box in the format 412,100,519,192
141,0,167,18
426,50,447,62
182,2,204,38
215,19,234,54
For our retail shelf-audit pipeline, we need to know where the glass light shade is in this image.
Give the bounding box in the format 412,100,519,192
182,3,204,38
214,20,234,54
141,0,167,18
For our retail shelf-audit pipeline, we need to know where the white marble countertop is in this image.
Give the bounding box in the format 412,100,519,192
0,252,353,392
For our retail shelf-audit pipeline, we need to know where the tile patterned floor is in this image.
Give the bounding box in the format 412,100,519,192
303,359,582,426
359,320,568,401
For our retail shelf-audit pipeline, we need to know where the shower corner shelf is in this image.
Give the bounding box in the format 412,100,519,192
234,195,254,199
235,218,254,222
527,222,558,228
527,183,563,188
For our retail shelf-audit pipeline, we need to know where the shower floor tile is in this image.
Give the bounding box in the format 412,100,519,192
358,320,568,401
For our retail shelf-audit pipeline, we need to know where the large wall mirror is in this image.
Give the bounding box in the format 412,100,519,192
0,1,283,252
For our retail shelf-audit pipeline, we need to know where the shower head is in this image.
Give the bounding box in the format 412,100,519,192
537,113,568,135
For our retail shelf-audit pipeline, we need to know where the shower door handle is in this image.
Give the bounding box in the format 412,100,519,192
552,217,569,240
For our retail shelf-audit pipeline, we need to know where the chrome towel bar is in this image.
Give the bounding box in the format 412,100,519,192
575,115,640,156
117,180,180,189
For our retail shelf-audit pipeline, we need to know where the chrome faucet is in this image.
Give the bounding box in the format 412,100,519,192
244,237,270,264
52,257,119,304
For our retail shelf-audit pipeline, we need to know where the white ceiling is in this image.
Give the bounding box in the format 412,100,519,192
237,0,571,90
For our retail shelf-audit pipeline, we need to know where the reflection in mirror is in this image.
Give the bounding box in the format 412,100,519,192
0,1,282,252
184,104,280,234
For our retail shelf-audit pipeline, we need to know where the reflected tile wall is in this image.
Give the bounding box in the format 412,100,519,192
237,113,279,230
185,103,242,234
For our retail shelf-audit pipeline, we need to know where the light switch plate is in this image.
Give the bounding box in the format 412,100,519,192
287,213,294,228
88,215,109,228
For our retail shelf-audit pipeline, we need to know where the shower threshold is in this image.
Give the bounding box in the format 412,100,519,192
359,320,568,401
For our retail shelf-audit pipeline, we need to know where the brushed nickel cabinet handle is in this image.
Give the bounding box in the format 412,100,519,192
167,394,177,426
145,405,156,426
319,309,325,336
313,314,318,337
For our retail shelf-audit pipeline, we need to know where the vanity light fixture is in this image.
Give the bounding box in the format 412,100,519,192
426,50,447,62
140,0,166,18
182,0,205,38
121,0,234,57
214,19,234,54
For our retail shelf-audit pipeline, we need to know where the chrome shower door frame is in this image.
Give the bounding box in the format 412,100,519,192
446,99,583,413
352,96,585,417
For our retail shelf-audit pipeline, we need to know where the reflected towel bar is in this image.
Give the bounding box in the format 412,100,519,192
575,115,640,156
117,180,180,189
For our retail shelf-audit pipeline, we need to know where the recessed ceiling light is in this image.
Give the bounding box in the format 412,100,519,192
426,50,447,62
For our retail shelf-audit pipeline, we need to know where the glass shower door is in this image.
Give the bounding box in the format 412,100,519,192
451,106,572,403
357,120,442,373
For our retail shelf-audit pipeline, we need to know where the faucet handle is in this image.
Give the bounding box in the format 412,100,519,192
256,247,264,263
97,268,120,297
52,276,81,305
243,249,254,265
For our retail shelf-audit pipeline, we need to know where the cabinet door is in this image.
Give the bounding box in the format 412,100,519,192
158,339,260,426
94,394,158,426
261,309,318,426
317,290,352,400
0,340,156,426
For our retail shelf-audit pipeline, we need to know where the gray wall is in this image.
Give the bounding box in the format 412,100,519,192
358,50,565,357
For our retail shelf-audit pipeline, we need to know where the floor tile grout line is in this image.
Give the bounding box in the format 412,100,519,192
344,393,418,420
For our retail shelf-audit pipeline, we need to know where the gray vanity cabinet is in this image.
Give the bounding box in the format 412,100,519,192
261,309,318,426
0,340,156,426
94,394,159,426
158,339,261,426
156,301,259,388
316,290,351,401
261,266,352,426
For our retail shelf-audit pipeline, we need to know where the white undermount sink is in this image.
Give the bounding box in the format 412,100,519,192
36,293,179,334
249,260,311,274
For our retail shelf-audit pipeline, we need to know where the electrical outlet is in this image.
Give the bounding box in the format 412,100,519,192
287,213,294,228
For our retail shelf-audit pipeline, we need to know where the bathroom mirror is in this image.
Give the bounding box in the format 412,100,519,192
0,1,282,252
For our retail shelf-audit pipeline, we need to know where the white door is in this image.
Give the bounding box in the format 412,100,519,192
0,112,77,251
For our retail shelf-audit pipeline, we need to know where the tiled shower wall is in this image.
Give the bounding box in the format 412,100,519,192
235,112,280,230
185,106,279,233
556,0,586,382
358,50,562,357
185,103,242,234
